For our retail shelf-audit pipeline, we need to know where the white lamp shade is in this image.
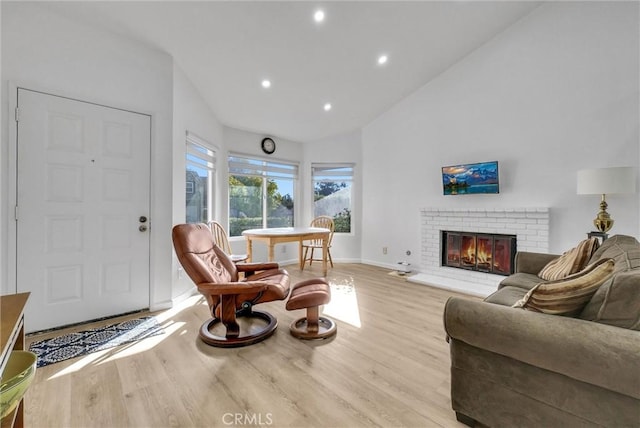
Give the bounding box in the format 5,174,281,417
577,167,637,195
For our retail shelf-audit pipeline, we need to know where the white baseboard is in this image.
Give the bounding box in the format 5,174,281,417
150,300,174,312
155,286,198,311
360,259,409,271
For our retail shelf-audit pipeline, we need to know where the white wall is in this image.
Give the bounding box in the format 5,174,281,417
1,3,175,309
171,63,225,300
361,1,639,271
304,130,363,263
224,126,304,161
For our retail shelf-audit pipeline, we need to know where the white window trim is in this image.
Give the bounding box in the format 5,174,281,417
228,152,299,179
228,152,299,231
186,131,217,223
311,162,355,235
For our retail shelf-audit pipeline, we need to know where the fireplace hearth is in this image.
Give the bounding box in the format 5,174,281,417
441,231,516,276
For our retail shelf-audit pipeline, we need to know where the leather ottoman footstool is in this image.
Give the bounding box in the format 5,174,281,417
286,278,337,340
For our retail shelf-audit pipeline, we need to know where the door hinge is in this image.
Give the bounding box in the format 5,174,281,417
15,107,20,122
14,205,18,221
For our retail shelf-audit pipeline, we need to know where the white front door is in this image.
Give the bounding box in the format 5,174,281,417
16,88,151,332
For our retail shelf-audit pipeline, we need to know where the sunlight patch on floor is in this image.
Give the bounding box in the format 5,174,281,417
47,320,184,379
323,276,362,328
46,295,204,380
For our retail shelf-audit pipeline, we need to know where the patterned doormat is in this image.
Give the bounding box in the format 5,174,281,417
28,317,164,368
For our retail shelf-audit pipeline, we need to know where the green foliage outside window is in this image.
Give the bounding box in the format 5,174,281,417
229,175,294,236
314,182,346,201
229,216,293,237
313,181,351,233
333,209,351,233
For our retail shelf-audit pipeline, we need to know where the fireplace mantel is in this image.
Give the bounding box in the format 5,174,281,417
408,207,549,297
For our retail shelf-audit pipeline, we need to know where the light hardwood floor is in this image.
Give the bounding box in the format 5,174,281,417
25,263,478,428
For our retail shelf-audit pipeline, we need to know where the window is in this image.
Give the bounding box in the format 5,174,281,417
312,163,354,233
185,132,216,223
228,154,298,236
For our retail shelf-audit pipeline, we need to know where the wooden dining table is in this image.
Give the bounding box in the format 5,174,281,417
242,227,331,276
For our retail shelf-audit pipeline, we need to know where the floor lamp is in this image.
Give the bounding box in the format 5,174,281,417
577,166,637,235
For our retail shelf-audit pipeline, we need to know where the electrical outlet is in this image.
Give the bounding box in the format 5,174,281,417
382,247,388,255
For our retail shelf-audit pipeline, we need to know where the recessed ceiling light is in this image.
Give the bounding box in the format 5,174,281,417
377,55,388,65
261,79,271,89
324,103,332,112
314,10,325,23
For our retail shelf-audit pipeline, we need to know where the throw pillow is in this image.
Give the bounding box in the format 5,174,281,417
538,237,600,281
513,258,615,316
579,269,640,330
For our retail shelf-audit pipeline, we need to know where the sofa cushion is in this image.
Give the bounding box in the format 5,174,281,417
588,234,640,274
538,237,599,281
513,258,615,316
579,269,640,330
484,286,527,306
498,272,542,291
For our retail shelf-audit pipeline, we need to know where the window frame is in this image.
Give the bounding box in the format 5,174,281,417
228,153,299,236
311,162,355,235
185,131,217,224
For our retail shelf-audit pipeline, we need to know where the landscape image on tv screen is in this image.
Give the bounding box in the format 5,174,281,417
442,161,499,195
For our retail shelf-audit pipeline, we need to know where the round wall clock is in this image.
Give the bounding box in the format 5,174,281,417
261,137,276,155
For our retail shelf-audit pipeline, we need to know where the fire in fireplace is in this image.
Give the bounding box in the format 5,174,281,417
441,231,517,276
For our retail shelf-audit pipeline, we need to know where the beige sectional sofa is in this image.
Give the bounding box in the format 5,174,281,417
443,235,640,427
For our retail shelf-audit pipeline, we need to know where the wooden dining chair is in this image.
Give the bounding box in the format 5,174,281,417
301,216,335,270
208,221,248,263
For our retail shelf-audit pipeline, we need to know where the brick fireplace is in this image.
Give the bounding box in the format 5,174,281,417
408,207,549,296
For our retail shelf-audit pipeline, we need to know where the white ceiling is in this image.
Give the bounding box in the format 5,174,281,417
40,1,541,142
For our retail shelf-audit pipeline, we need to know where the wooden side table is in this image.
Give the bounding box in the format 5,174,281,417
0,293,30,428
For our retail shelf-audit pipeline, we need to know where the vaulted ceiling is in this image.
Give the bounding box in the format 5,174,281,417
40,1,541,142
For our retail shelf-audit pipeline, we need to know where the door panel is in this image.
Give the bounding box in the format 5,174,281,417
16,88,151,332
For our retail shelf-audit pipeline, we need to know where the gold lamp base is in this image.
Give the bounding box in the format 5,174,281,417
593,194,614,233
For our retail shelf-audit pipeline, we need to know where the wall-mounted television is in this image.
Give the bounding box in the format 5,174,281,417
442,161,499,195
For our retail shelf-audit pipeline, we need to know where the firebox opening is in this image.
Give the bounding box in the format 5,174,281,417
441,231,517,276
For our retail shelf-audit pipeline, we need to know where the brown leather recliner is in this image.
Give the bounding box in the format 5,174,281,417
172,223,290,347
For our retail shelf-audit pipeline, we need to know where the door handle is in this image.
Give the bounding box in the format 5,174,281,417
139,225,148,232
139,216,148,223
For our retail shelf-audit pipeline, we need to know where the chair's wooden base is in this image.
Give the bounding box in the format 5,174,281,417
289,315,337,340
199,310,277,348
